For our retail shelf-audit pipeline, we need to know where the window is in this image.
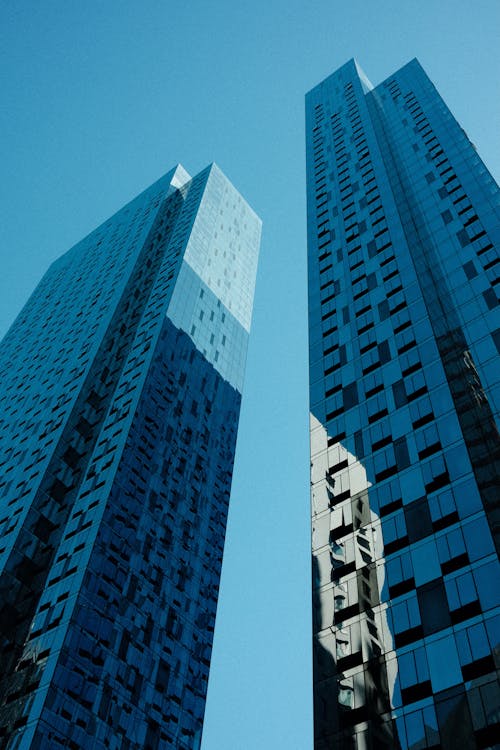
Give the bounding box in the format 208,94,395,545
463,260,477,279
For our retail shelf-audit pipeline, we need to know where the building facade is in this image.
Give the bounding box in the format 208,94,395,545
306,59,500,750
0,164,261,749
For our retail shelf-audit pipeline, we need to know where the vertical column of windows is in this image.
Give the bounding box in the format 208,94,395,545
311,79,402,748
401,89,498,305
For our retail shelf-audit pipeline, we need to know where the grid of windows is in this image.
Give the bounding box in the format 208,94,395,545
0,164,261,748
307,59,500,750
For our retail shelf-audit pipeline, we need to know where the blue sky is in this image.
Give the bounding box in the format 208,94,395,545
1,2,499,748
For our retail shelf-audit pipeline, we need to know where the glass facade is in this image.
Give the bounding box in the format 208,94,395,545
306,59,500,750
0,164,261,749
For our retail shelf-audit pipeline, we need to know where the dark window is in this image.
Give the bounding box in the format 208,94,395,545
378,340,391,364
155,659,171,693
343,382,358,409
354,430,364,459
463,260,477,279
417,579,451,635
392,380,407,408
483,288,498,309
394,436,410,470
405,497,433,543
378,300,389,320
492,329,500,355
435,685,474,749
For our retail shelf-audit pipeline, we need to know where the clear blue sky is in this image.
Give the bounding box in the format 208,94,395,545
1,2,499,748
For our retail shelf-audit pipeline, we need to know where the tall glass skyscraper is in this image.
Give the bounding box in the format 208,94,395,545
0,163,261,749
306,59,499,750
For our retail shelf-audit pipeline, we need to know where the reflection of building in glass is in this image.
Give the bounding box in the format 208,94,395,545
311,415,398,748
0,164,261,748
307,59,500,750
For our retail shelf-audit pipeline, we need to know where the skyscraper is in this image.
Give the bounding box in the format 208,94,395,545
0,163,261,749
306,59,499,750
